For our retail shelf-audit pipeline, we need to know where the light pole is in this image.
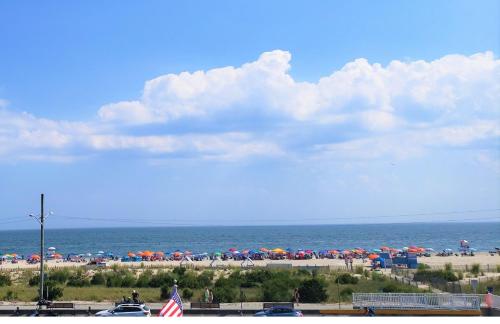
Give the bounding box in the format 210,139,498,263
29,193,52,306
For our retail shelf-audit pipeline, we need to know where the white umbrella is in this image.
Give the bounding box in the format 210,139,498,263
48,247,56,251
97,251,104,254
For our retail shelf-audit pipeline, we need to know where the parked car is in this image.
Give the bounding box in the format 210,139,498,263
254,306,303,317
95,303,151,317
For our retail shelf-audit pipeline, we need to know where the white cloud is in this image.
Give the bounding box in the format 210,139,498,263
98,50,500,132
1,50,499,165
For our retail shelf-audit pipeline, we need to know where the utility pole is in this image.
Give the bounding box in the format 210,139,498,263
39,193,45,305
29,193,50,307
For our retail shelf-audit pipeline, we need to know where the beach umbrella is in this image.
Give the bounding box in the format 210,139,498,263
97,251,104,254
228,248,237,252
372,248,382,253
127,252,136,257
214,252,222,256
184,251,192,255
242,249,249,254
380,246,390,251
329,250,339,254
402,247,409,251
154,251,164,256
259,248,269,253
425,248,435,252
368,254,379,260
48,247,56,251
142,251,154,257
272,248,285,253
305,249,313,254
409,246,418,249
342,250,351,255
408,248,418,253
53,253,62,259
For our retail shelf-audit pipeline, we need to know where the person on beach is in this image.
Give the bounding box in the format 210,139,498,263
344,257,349,269
349,257,354,271
204,287,210,303
293,288,300,306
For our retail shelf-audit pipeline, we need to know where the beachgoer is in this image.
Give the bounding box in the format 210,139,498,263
293,288,300,305
204,287,210,303
132,290,139,303
344,257,349,269
208,289,214,303
349,257,354,271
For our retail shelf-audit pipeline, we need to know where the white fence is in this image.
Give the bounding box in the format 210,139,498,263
352,293,481,310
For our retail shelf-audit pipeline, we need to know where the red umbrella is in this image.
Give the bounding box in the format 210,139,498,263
228,248,237,252
368,254,379,260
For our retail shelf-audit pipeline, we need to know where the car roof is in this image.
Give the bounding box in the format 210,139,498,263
116,303,145,307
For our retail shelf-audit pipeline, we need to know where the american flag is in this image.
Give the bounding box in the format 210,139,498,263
159,286,183,317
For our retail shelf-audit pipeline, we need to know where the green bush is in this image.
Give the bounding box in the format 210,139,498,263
212,285,237,303
262,277,293,302
160,285,171,299
49,269,70,284
471,264,480,276
298,278,328,303
418,263,431,271
336,273,359,284
243,269,273,286
179,271,202,289
414,269,458,283
457,271,464,280
371,271,386,282
67,273,90,287
136,270,153,288
182,288,193,300
120,273,136,288
340,287,354,299
45,281,64,300
150,271,175,288
90,272,106,285
172,267,186,277
3,290,17,300
0,272,12,287
444,263,453,271
106,272,123,287
28,275,40,287
197,271,214,288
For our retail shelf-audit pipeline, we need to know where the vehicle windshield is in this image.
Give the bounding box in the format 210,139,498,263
143,306,150,311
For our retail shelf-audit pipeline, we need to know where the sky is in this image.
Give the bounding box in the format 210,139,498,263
0,0,499,229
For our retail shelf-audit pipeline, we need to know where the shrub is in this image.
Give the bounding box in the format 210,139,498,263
29,275,40,287
298,278,328,303
457,271,464,280
160,285,171,299
197,271,214,288
243,269,273,285
91,272,106,285
150,271,175,288
172,267,186,277
354,266,364,275
340,287,354,299
496,265,500,273
471,264,480,276
45,281,64,300
444,263,453,272
67,273,90,287
4,290,17,300
49,269,70,284
418,263,431,271
336,273,359,284
0,272,12,287
371,271,386,282
120,273,136,288
136,270,152,287
106,272,123,287
179,271,202,289
414,269,458,283
262,276,294,302
182,288,193,300
213,285,237,303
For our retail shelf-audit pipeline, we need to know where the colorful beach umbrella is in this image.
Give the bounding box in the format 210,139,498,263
259,248,269,252
127,252,136,257
368,254,379,260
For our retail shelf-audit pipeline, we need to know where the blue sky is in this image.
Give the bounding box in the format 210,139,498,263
0,0,499,229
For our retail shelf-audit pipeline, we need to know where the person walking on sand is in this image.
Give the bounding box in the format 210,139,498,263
204,287,210,303
293,288,300,306
349,257,354,271
344,257,349,270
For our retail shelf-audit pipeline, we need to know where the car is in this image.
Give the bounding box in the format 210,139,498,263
95,303,151,317
254,306,303,317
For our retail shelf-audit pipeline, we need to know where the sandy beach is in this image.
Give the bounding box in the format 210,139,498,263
1,253,499,271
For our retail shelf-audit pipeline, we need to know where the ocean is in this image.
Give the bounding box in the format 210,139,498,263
0,223,499,256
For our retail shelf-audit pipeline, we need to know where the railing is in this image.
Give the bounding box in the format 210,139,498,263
492,294,500,310
352,293,481,310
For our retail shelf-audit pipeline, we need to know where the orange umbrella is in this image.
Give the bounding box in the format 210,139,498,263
53,253,62,259
142,251,153,257
408,248,418,253
368,254,379,260
328,250,339,254
342,250,351,255
31,254,41,260
127,252,136,257
154,251,164,256
259,248,269,252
